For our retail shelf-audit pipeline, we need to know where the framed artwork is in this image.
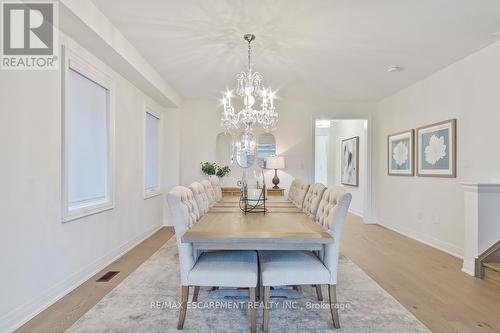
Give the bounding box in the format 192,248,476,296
341,136,359,186
416,119,457,177
388,130,414,176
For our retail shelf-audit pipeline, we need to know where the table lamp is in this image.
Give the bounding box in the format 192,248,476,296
265,156,285,189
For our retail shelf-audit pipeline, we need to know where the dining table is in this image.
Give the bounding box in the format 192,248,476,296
182,196,334,251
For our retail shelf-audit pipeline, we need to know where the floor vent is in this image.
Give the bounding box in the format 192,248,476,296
96,271,120,282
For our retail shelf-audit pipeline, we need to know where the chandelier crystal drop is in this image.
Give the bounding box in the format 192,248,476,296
221,34,278,133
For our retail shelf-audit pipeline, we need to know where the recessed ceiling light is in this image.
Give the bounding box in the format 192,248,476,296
387,66,404,72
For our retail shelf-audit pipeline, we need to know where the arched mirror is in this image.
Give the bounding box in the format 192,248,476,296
236,150,254,168
216,132,233,165
236,131,255,168
257,133,276,168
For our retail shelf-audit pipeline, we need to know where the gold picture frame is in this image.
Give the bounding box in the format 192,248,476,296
416,119,457,178
388,129,414,176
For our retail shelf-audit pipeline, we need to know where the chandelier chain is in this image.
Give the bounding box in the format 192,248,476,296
247,39,251,70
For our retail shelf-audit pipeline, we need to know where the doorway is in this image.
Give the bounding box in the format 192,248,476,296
314,119,368,218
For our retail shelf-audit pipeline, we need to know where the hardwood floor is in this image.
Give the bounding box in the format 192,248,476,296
16,215,500,333
15,227,174,333
342,215,500,333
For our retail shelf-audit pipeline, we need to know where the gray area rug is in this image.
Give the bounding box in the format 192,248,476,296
67,239,430,333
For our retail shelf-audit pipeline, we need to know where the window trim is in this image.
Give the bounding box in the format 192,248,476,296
143,103,162,199
61,46,116,222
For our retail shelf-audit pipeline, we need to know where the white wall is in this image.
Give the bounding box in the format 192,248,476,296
375,40,500,258
162,106,181,226
478,190,500,254
180,99,375,200
314,131,328,185
0,35,180,332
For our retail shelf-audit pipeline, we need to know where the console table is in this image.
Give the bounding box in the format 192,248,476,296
221,187,241,197
267,188,285,196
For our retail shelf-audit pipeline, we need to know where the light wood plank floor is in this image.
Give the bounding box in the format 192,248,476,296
15,227,174,333
342,214,500,333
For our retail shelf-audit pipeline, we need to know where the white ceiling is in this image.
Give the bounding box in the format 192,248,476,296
91,0,500,101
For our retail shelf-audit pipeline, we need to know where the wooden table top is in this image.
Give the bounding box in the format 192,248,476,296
182,197,333,250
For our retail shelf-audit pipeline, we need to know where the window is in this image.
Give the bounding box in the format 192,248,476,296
62,47,114,222
144,107,161,198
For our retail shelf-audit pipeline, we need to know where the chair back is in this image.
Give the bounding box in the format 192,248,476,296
209,175,223,201
189,182,209,214
316,186,352,285
166,186,201,285
302,183,326,218
201,179,217,205
288,179,310,209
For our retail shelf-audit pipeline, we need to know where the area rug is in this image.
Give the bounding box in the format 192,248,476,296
67,239,430,333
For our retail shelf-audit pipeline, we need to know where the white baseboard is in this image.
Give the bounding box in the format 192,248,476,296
461,259,476,276
378,220,464,259
349,208,364,218
0,224,162,333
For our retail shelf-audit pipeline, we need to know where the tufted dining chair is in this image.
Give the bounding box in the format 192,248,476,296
259,186,352,332
209,175,223,201
287,179,310,209
189,182,210,215
302,183,327,218
167,186,259,332
200,179,217,206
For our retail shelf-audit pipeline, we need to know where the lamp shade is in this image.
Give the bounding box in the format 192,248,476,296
266,155,285,169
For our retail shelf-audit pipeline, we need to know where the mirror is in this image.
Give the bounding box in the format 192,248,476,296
236,131,255,168
237,150,254,168
257,133,276,168
216,132,233,165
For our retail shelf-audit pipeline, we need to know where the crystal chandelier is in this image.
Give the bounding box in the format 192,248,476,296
221,34,278,133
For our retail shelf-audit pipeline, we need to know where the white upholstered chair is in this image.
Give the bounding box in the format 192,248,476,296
302,183,327,218
200,179,217,206
209,175,223,201
189,182,209,214
167,186,259,332
287,179,310,209
259,186,352,331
